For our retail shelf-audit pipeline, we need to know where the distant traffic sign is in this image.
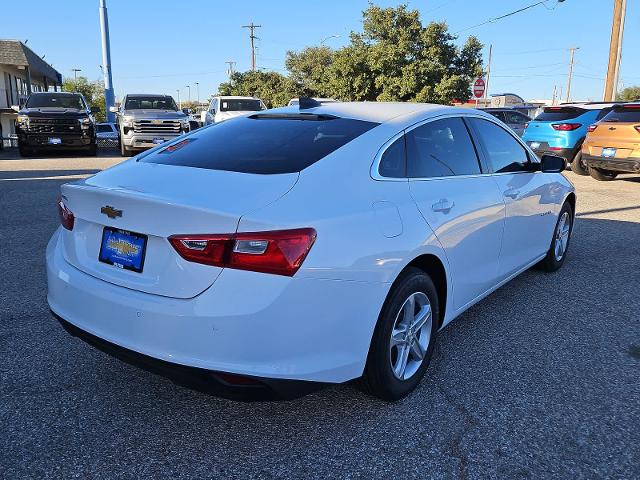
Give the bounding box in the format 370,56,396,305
472,78,486,98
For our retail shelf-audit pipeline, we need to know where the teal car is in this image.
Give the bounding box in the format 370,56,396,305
522,103,614,175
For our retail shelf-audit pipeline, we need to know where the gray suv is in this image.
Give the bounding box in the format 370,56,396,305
110,94,190,156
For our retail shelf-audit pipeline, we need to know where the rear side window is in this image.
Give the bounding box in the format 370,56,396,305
140,115,378,174
595,107,613,121
379,136,406,178
602,107,640,122
406,117,481,178
487,111,506,122
504,111,530,124
468,118,530,173
535,107,585,122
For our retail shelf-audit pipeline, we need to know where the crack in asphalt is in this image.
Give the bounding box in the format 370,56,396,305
437,385,480,480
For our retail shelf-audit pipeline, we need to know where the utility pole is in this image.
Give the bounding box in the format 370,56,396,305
71,68,81,80
241,22,261,71
603,0,627,101
99,0,116,122
484,44,492,106
225,60,236,79
565,47,579,103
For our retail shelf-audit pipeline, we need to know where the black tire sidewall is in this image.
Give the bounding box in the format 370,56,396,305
541,202,574,271
365,268,439,400
570,151,589,176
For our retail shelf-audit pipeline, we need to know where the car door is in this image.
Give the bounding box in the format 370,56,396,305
467,117,558,279
406,116,506,311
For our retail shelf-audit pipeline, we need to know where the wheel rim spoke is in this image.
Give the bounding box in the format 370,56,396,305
410,338,426,360
394,344,411,379
411,304,431,332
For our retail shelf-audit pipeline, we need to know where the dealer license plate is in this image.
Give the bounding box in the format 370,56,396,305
601,147,616,158
99,227,148,273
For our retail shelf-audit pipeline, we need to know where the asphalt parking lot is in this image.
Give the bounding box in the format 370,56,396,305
1,149,638,479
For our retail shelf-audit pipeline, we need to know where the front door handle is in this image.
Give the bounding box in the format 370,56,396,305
432,199,454,213
504,189,520,199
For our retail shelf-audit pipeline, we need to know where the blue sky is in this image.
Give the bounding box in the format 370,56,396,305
4,0,638,103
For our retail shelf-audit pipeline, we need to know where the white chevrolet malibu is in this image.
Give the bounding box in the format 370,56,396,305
47,101,575,400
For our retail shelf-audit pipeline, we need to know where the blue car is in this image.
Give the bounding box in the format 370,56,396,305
522,103,614,175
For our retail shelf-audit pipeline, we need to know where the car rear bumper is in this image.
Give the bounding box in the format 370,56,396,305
53,311,323,400
46,228,386,385
583,154,640,173
526,143,575,162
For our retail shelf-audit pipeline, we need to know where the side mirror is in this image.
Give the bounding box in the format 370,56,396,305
182,108,191,115
11,105,20,112
90,106,101,113
540,154,566,173
109,106,119,113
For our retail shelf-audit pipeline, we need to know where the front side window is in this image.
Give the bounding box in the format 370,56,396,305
124,96,177,111
468,118,531,173
141,115,378,174
406,117,481,178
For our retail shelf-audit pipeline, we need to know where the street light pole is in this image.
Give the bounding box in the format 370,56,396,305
195,82,199,106
176,89,181,110
71,68,81,80
99,0,116,122
185,85,191,103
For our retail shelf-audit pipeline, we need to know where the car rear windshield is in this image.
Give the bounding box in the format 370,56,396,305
124,96,177,110
601,106,640,123
26,94,84,110
220,99,264,112
534,107,585,122
140,114,378,174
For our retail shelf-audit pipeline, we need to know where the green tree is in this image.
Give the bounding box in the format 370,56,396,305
285,46,335,97
217,70,298,108
288,4,483,104
62,76,106,121
617,86,640,102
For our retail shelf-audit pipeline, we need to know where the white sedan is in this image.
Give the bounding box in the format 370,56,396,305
47,102,575,400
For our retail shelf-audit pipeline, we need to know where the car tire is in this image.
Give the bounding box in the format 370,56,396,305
363,267,439,401
588,167,618,181
120,139,133,157
537,202,573,272
570,151,589,176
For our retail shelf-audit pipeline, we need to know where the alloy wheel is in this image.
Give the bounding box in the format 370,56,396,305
389,292,433,381
554,212,571,261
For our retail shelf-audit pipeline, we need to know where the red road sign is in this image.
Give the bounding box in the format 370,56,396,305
472,78,486,98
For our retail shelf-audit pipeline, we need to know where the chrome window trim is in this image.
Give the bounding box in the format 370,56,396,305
371,112,540,182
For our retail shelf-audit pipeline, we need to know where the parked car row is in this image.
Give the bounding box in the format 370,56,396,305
520,101,640,181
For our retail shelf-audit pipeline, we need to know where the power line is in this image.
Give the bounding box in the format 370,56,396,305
454,0,565,34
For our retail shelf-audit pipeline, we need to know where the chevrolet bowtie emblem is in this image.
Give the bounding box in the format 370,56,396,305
101,205,123,219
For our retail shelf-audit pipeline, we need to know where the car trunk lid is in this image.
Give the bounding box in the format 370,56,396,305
60,161,298,298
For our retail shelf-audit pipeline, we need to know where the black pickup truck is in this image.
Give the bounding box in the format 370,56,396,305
15,92,99,156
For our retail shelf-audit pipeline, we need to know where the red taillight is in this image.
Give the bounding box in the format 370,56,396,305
57,197,74,230
551,123,582,131
587,124,598,132
168,228,317,277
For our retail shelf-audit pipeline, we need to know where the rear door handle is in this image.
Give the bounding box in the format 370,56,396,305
432,199,454,213
504,189,520,199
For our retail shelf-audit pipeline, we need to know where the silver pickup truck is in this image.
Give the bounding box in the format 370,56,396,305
110,94,190,156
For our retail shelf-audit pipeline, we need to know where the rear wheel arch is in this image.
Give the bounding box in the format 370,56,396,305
402,254,448,329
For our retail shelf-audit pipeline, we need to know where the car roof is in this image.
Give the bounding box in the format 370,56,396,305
125,94,172,98
215,96,259,100
268,102,492,125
